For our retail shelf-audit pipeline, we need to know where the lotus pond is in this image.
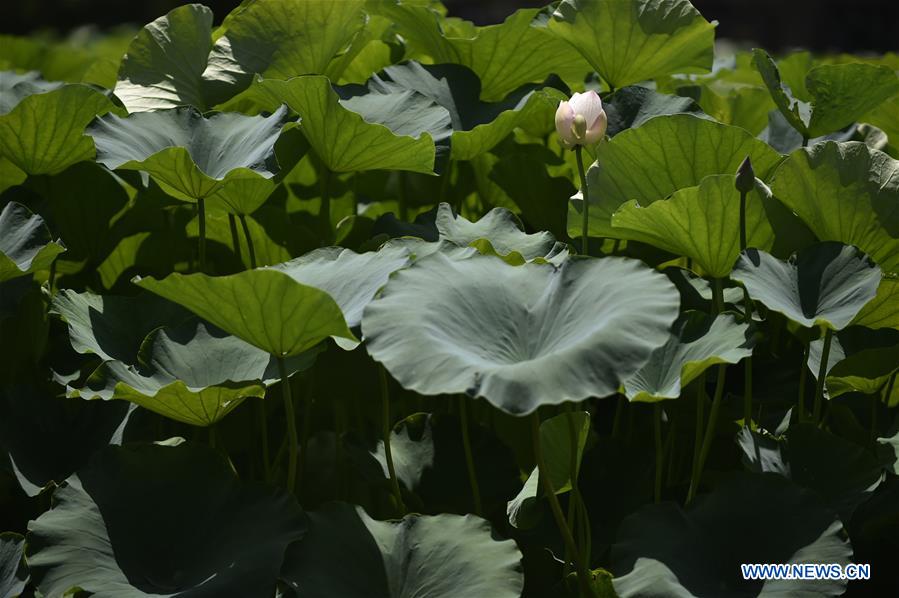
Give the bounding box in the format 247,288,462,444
1,0,899,596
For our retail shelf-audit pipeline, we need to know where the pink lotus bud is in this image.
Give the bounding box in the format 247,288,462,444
554,90,607,148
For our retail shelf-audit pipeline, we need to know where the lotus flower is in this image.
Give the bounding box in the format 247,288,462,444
555,91,608,148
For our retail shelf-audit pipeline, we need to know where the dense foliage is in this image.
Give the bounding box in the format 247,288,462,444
2,0,899,596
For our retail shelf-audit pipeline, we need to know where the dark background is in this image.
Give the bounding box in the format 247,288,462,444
3,0,898,54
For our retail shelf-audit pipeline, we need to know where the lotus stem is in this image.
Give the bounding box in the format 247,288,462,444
738,189,748,254
743,356,753,429
653,404,663,503
277,356,298,494
689,374,706,492
258,396,271,482
458,396,483,516
238,214,257,269
197,197,207,273
688,364,727,504
797,343,810,422
565,407,589,564
575,145,590,256
380,365,406,512
530,413,597,598
228,213,241,262
813,328,834,423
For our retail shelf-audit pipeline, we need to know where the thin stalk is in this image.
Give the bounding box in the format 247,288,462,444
712,278,725,315
228,213,242,261
797,343,810,422
744,356,753,429
687,364,727,504
197,197,207,272
278,357,299,494
813,329,834,423
238,214,257,269
574,145,590,256
258,397,271,481
48,260,57,294
379,366,406,512
565,408,588,563
738,188,748,254
653,404,663,503
690,376,706,493
459,397,483,516
530,414,596,598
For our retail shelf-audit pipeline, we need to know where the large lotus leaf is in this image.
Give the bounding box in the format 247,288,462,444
26,443,307,597
546,0,715,90
113,4,214,112
0,384,132,497
683,82,773,135
51,290,191,364
853,276,899,330
136,269,355,357
603,85,704,137
752,49,812,139
184,209,292,268
203,0,367,104
819,333,899,403
0,532,27,598
73,319,319,426
280,502,523,598
568,115,784,240
732,243,881,331
88,106,292,201
0,70,63,114
272,245,411,349
738,424,886,520
624,312,754,402
345,61,562,160
612,473,852,597
0,202,65,283
252,76,436,174
0,84,113,175
611,174,775,278
362,253,679,415
374,5,590,101
770,141,899,273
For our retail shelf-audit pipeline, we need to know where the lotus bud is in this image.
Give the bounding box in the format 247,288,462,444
735,156,755,193
555,90,607,148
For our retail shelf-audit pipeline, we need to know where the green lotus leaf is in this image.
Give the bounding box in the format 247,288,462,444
375,5,590,101
863,95,899,150
852,276,899,330
280,502,523,598
732,243,881,331
51,289,191,364
0,202,65,283
26,442,307,597
547,0,716,90
0,532,28,598
612,473,852,597
812,329,899,403
347,61,563,160
611,174,775,278
0,70,63,114
207,175,277,216
185,208,291,267
612,558,695,598
603,85,704,137
568,115,784,240
88,105,293,202
754,50,899,138
624,312,754,402
738,424,886,519
0,84,113,175
770,141,899,273
136,269,355,357
362,253,679,415
252,76,436,174
73,319,320,426
683,82,773,135
272,245,411,349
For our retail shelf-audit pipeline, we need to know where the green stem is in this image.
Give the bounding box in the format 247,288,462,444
238,214,257,269
258,397,271,481
712,277,725,315
690,375,706,492
530,414,597,598
744,356,753,429
48,260,57,294
459,397,483,516
797,343,810,422
380,366,406,512
738,189,748,253
653,403,663,503
813,329,834,423
299,376,314,492
801,136,809,148
197,197,207,273
575,145,590,256
688,365,727,504
278,357,298,494
228,213,241,262
565,408,588,563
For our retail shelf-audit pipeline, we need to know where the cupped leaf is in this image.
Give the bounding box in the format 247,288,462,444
0,84,113,175
547,0,716,90
136,269,355,357
253,76,436,174
624,311,754,402
73,319,319,426
732,243,881,331
817,330,899,403
363,253,679,415
0,532,28,598
88,105,292,201
280,502,523,598
26,442,307,597
611,174,775,278
0,70,63,114
612,473,852,597
568,115,784,239
0,202,65,283
852,276,899,330
770,141,899,273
